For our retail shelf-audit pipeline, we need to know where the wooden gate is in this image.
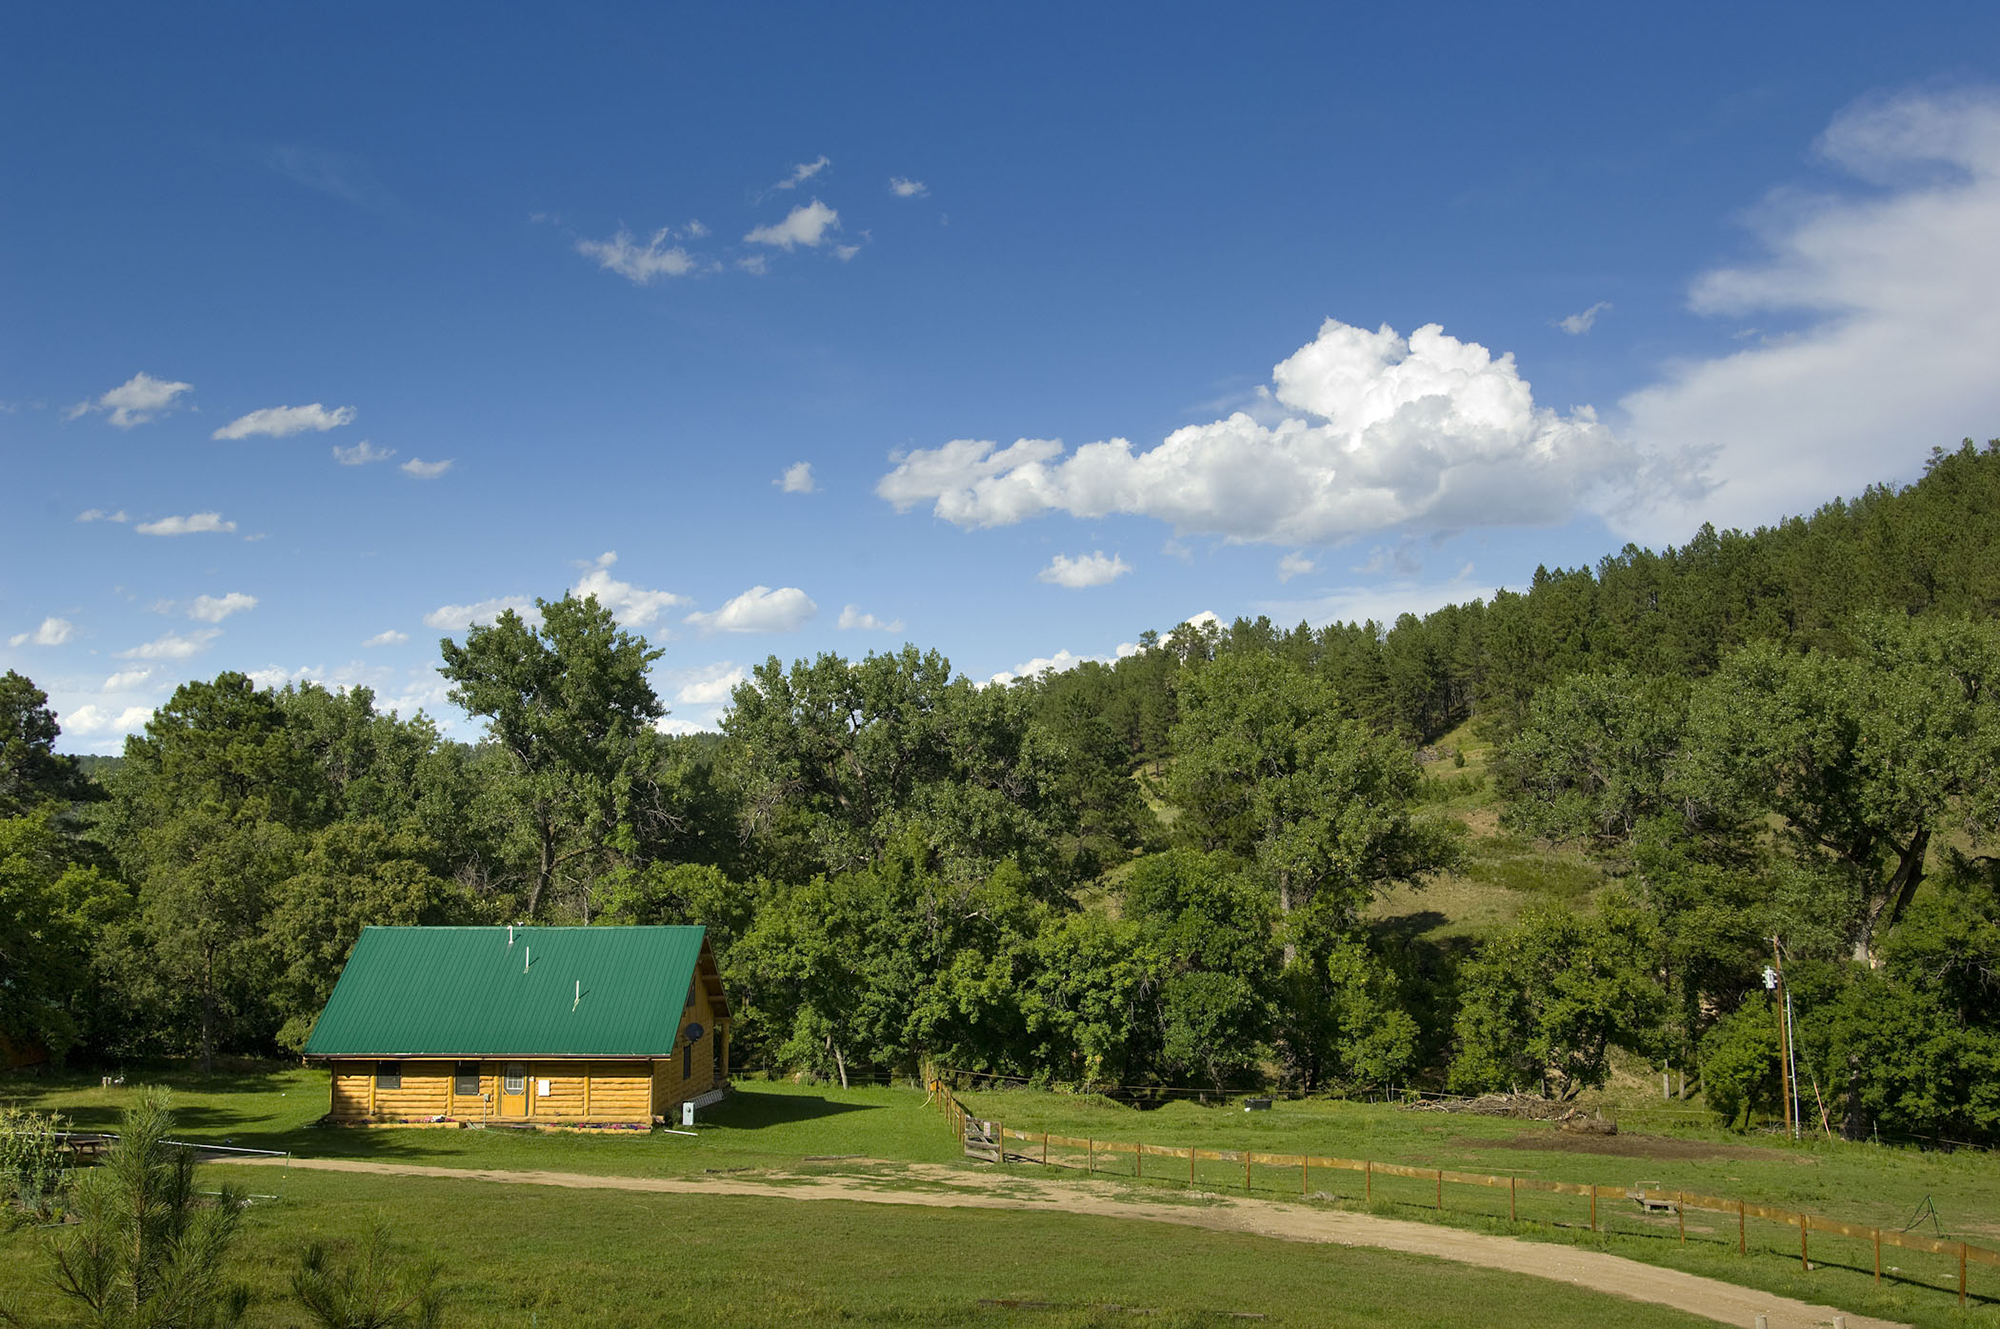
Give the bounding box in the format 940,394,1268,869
964,1117,1002,1163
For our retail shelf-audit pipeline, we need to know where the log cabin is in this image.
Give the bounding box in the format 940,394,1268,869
303,925,730,1127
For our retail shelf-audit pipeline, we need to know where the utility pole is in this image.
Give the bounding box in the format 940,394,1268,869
1766,939,1794,1139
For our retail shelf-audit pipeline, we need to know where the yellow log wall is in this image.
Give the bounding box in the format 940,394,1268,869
326,1059,654,1123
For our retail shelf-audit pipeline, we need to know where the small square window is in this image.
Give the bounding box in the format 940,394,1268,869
453,1063,480,1096
375,1061,401,1091
503,1064,526,1095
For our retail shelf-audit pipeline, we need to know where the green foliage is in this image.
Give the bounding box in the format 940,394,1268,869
40,1091,250,1328
290,1225,446,1329
438,593,664,919
1698,1001,1782,1128
1497,671,1700,845
0,1107,72,1222
1449,897,1666,1098
0,673,93,820
1169,651,1458,931
0,812,128,1060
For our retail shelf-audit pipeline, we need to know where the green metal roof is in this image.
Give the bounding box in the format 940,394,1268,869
303,926,708,1058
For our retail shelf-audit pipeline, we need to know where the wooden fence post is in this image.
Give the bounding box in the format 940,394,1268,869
1873,1228,1880,1282
1302,1155,1308,1197
1189,1146,1195,1189
1086,1138,1093,1175
1436,1169,1443,1211
1042,1131,1048,1166
1738,1200,1746,1256
1136,1144,1143,1180
1365,1158,1372,1204
1962,1242,1969,1307
1245,1151,1252,1193
1509,1175,1516,1222
1800,1214,1809,1270
1590,1188,1597,1232
1677,1193,1684,1243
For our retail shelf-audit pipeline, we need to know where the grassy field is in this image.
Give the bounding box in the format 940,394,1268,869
949,1086,2000,1326
0,1063,965,1178
0,1165,1733,1329
8,1065,2000,1325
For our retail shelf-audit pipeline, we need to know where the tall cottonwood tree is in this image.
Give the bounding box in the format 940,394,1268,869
438,594,663,919
1168,650,1457,949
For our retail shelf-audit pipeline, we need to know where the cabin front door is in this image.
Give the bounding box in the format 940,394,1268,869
500,1062,529,1118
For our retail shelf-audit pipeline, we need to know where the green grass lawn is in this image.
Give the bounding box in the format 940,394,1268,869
1,1064,964,1178
9,1064,1999,1325
0,1166,1726,1329
951,1087,2000,1326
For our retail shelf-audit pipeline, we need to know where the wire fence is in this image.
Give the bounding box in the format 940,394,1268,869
929,1079,1995,1309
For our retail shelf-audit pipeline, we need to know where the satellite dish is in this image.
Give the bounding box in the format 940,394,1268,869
684,1022,705,1043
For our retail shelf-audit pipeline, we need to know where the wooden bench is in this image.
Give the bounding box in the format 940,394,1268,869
1629,1183,1679,1214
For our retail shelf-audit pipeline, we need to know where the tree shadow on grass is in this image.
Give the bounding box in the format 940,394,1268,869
707,1090,883,1130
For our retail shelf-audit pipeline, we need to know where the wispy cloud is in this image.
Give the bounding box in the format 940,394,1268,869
1038,551,1131,589
213,403,355,439
576,226,707,284
1277,552,1317,582
400,457,453,479
777,462,817,493
745,200,840,250
772,155,830,191
674,663,747,705
68,373,193,428
334,440,396,465
837,604,904,632
685,585,817,633
8,617,74,648
889,177,928,199
189,592,257,623
76,509,129,523
266,145,396,212
117,628,222,660
363,629,409,647
1558,301,1612,335
137,512,236,536
423,597,536,631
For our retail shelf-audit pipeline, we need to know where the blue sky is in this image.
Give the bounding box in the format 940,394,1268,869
7,4,2000,750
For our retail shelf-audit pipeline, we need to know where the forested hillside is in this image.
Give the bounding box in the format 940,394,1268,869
5,441,1998,1144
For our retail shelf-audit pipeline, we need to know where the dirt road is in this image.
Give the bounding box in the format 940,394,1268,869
219,1155,1905,1329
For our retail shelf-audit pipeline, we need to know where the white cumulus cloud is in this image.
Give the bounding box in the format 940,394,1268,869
401,457,453,479
889,177,928,198
1277,552,1317,582
117,628,221,660
69,373,193,428
137,512,236,536
213,403,355,439
1558,302,1612,335
674,664,747,705
1617,89,2000,542
189,593,257,623
1038,551,1132,588
62,704,156,737
878,317,1654,546
423,597,536,631
363,629,409,647
745,200,840,250
334,440,396,465
576,227,705,284
685,586,817,634
8,617,74,647
777,462,817,493
837,604,905,632
571,552,689,628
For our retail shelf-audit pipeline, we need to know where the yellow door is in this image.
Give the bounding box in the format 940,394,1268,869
500,1062,529,1118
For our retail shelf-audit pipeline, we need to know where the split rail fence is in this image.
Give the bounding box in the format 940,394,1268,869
928,1079,1996,1308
